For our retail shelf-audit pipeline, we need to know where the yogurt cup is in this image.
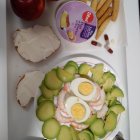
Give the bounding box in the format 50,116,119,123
56,1,97,43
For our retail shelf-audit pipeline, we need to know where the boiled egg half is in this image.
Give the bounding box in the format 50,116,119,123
65,96,90,123
70,78,98,101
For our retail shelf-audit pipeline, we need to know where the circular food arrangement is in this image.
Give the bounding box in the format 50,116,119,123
36,61,125,140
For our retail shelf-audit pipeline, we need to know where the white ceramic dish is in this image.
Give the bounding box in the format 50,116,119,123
34,55,124,140
5,0,130,140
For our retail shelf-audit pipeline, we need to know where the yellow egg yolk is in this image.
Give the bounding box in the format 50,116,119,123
71,103,86,120
78,82,94,96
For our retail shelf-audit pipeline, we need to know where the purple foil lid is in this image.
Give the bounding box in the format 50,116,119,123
56,1,97,43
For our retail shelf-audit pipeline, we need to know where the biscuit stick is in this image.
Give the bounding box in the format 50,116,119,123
98,7,113,27
112,0,120,21
96,16,111,40
91,0,98,12
97,0,107,11
96,0,112,19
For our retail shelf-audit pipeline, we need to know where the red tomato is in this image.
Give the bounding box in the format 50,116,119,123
10,0,45,20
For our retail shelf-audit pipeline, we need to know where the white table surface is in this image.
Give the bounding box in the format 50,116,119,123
124,0,140,139
0,0,140,140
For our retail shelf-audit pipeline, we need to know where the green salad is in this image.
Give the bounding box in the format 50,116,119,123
36,61,125,140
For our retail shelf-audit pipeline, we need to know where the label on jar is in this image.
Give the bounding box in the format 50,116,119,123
56,1,97,43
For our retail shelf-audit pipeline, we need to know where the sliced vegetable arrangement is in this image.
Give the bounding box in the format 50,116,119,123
36,61,125,139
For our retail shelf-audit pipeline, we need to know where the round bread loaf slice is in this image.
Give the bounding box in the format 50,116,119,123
13,25,61,63
17,71,44,107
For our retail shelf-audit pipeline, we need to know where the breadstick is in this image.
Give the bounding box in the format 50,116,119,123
98,7,113,27
95,16,111,40
97,0,107,11
112,0,120,21
91,0,98,12
96,0,112,19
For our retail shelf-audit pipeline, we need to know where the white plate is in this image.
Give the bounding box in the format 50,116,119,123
34,55,126,140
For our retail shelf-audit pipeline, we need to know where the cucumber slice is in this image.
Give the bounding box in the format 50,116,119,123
104,111,117,132
103,71,116,81
103,79,115,92
83,130,94,140
78,131,91,140
80,74,93,82
78,63,91,75
65,61,78,73
115,100,121,105
110,104,125,114
90,119,106,138
106,92,122,106
57,126,73,140
91,64,104,85
84,114,97,126
42,119,60,139
52,89,60,96
70,126,79,140
94,136,98,140
36,101,55,121
56,67,74,82
111,86,124,97
64,65,77,75
108,97,117,107
37,95,47,105
106,92,113,101
45,70,63,90
40,84,54,99
103,72,116,92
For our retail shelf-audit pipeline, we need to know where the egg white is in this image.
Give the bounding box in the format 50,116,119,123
65,96,91,123
70,78,98,101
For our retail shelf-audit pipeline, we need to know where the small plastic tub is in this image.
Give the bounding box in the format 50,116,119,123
56,1,97,43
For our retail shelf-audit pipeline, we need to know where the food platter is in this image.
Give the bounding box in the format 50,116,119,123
33,54,124,140
6,0,130,140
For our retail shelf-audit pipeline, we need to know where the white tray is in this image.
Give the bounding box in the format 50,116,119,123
3,0,131,139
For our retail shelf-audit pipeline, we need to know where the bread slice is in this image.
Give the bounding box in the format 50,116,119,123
16,71,44,107
13,25,61,63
